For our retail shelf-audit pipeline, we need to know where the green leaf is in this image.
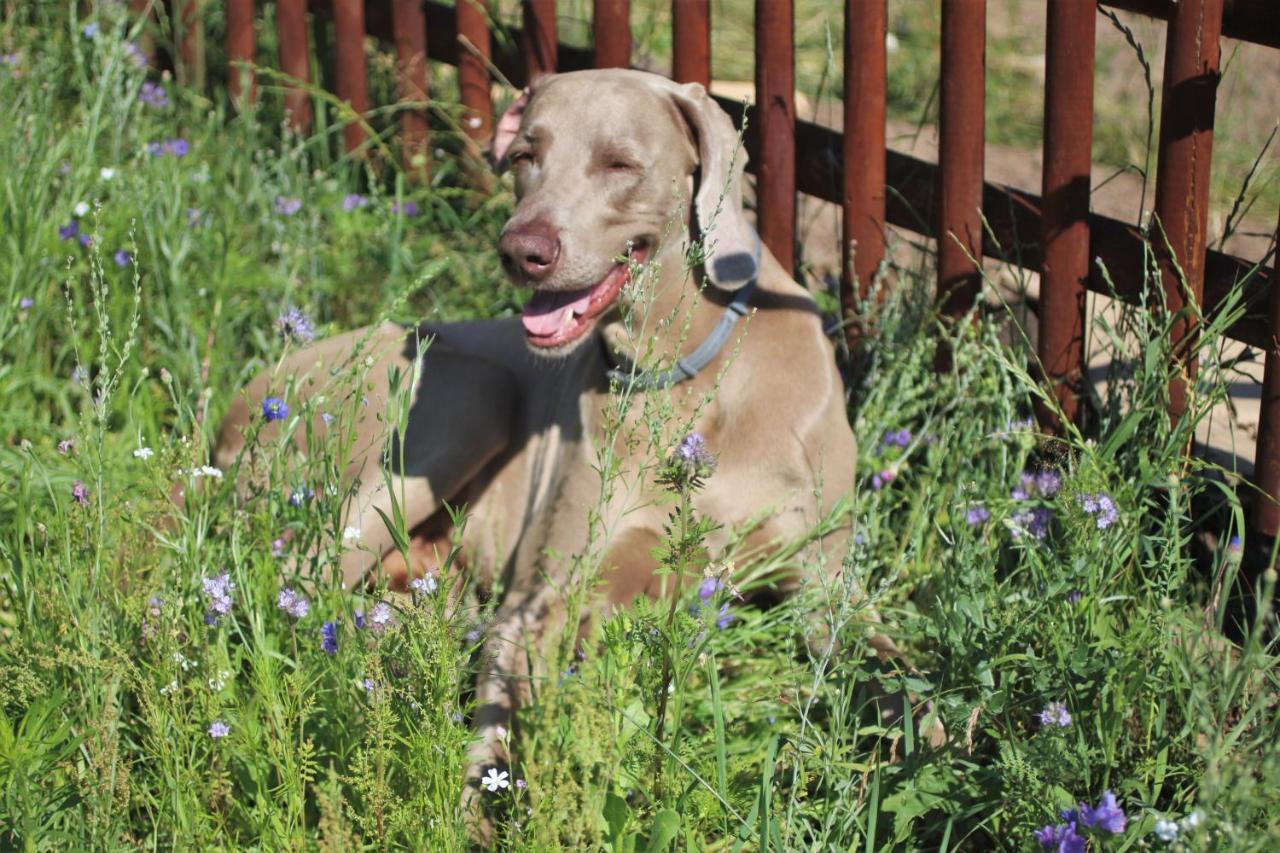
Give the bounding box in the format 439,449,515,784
643,809,680,853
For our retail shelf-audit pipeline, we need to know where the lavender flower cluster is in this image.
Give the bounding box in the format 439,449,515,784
1035,790,1127,851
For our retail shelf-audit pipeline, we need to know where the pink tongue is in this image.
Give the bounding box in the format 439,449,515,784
522,287,592,336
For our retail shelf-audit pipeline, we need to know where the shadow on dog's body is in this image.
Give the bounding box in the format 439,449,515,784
214,70,878,809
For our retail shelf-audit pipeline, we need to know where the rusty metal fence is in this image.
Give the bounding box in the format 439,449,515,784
144,0,1278,534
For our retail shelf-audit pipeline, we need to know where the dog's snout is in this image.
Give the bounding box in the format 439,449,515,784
499,221,561,281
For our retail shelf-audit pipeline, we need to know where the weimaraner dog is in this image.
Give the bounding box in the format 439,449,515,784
215,68,927,810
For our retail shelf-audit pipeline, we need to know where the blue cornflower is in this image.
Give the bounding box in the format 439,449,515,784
163,138,189,157
321,621,339,655
391,200,419,217
262,396,289,421
275,306,315,343
58,219,79,241
965,505,990,525
342,193,369,211
1079,790,1126,834
113,249,132,267
1037,701,1072,728
1034,822,1085,853
274,196,302,216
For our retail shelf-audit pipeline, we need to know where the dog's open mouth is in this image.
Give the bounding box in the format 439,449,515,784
521,243,649,348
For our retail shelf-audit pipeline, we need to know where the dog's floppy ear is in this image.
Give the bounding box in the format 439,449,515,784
489,87,531,172
670,82,758,290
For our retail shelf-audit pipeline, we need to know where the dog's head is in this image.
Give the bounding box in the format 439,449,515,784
491,69,757,354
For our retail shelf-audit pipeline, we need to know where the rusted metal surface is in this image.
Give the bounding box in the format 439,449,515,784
523,0,557,78
277,0,313,133
1152,0,1223,425
175,0,204,89
456,0,493,145
594,0,630,69
841,0,887,320
755,0,796,274
1036,0,1096,431
333,0,371,153
392,0,430,179
227,0,256,107
937,0,986,320
672,0,711,87
1253,213,1280,537
1101,0,1278,50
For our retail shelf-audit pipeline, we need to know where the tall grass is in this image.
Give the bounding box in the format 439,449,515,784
1,4,1278,850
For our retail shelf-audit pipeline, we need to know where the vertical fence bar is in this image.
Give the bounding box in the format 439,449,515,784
1153,0,1224,426
1036,0,1096,431
128,0,156,66
175,0,205,89
594,0,630,68
277,0,313,133
332,0,371,154
524,0,557,78
937,0,986,320
672,0,710,87
1253,211,1280,539
755,0,796,273
456,0,492,143
842,0,887,328
392,0,430,180
227,0,256,107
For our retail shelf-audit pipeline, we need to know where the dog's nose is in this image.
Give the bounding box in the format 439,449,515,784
499,221,561,281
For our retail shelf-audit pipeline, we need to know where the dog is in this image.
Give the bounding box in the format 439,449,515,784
214,69,926,815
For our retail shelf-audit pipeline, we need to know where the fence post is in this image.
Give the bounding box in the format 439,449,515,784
755,0,796,274
1152,0,1223,427
392,0,430,180
842,0,887,333
1251,211,1280,540
594,0,630,69
1036,0,1096,431
524,0,557,78
277,0,313,134
672,0,710,87
937,0,986,324
227,0,256,108
333,0,371,154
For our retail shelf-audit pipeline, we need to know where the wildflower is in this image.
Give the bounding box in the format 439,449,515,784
277,587,310,619
369,601,393,632
354,610,366,630
202,572,235,620
71,480,90,506
342,193,369,211
1035,470,1062,498
83,22,99,38
191,465,223,479
965,505,990,525
19,297,33,309
113,249,132,267
675,433,716,473
362,677,377,694
71,366,89,386
391,200,419,217
133,446,153,460
0,53,17,67
138,81,168,108
342,526,362,543
163,138,189,157
1153,819,1179,843
481,768,510,792
74,201,90,217
274,196,302,216
58,219,79,241
698,577,721,602
716,603,734,630
870,468,896,491
321,621,339,655
882,428,912,448
99,167,116,180
271,537,286,557
275,306,315,343
321,412,335,426
1037,701,1072,728
261,396,289,421
410,574,438,595
58,439,75,455
1078,492,1119,530
185,208,203,227
124,41,147,67
78,233,92,248
1033,822,1085,853
288,486,314,507
1011,506,1053,541
208,720,230,738
1079,790,1126,834
515,778,527,790
1066,589,1082,605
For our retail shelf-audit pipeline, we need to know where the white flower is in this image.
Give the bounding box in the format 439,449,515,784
885,32,900,53
73,201,90,217
159,679,178,695
133,446,153,459
466,116,482,129
494,725,508,740
342,526,362,543
480,768,510,792
188,465,223,479
1153,819,1179,843
99,167,116,180
1182,811,1203,830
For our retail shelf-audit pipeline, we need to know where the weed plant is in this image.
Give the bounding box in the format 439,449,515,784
1,5,1278,851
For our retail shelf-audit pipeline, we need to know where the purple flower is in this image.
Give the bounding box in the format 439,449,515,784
274,196,302,216
277,587,310,619
288,487,314,507
19,297,33,310
82,22,99,39
208,720,230,738
271,537,286,557
202,572,235,620
124,42,148,67
261,396,289,421
71,480,90,506
1011,506,1053,541
163,138,189,157
1034,822,1085,853
354,610,367,630
882,428,912,448
58,219,79,241
275,306,315,343
369,601,393,632
965,505,990,525
1035,470,1062,498
78,233,92,248
716,603,734,630
1037,701,1072,728
870,469,895,491
410,574,438,595
57,439,75,455
698,577,722,602
391,200,419,217
113,249,132,267
321,412,335,426
1066,589,1082,605
515,778,527,790
1078,492,1119,530
321,621,339,654
138,81,169,108
1,53,18,67
362,677,377,693
1079,790,1126,834
675,433,716,473
342,193,369,211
